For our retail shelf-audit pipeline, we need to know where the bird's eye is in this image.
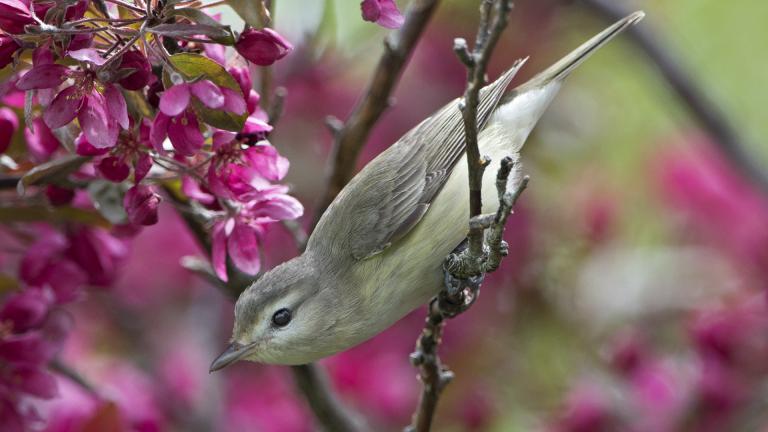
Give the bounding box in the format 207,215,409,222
272,308,292,327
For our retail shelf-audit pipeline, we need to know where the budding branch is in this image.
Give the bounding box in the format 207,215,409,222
406,1,526,431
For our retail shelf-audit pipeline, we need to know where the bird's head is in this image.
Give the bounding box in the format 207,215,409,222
209,255,339,369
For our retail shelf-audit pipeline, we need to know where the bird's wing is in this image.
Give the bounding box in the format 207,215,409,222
310,60,525,261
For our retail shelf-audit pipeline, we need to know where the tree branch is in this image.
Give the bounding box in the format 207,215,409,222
407,2,519,431
574,0,768,193
313,0,442,224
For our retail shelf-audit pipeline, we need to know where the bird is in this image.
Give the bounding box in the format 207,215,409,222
210,11,645,370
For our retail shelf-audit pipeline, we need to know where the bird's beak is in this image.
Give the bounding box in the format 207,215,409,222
209,342,249,373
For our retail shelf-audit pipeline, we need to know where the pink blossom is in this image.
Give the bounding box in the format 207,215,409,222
211,189,303,280
0,106,18,154
207,133,285,201
17,62,129,149
123,184,161,226
235,28,293,66
361,0,405,29
0,0,34,34
0,290,72,431
77,122,153,183
19,230,87,304
67,227,129,286
0,289,52,333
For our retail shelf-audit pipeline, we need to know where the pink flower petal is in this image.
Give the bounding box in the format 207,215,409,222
181,176,215,205
244,144,289,181
167,111,203,156
190,80,224,109
25,118,60,162
78,92,119,148
68,48,107,65
228,65,252,97
0,289,51,333
250,194,304,220
211,131,235,150
376,0,404,29
16,64,70,90
360,0,382,22
134,152,152,182
159,83,191,116
227,222,261,275
104,84,129,129
74,133,108,156
8,365,58,399
0,107,18,154
361,0,404,29
43,86,83,129
149,112,171,152
221,87,246,115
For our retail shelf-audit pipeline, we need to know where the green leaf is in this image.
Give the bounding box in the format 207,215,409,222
0,206,111,227
168,53,247,131
171,8,236,45
147,23,234,45
17,155,89,196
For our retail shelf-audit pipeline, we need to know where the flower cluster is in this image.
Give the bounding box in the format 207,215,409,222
0,223,128,428
0,0,301,270
0,0,301,427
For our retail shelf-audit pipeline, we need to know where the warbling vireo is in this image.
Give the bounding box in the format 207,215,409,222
210,11,645,370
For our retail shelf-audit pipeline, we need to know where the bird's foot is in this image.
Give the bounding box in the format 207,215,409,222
439,270,483,318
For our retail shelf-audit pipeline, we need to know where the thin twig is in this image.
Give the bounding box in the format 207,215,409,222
50,359,100,397
290,363,364,432
574,0,768,193
313,0,442,225
407,2,515,431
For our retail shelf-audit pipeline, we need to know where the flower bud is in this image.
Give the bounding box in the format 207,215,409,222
97,156,130,182
123,184,160,226
360,0,405,29
45,185,75,206
235,28,293,66
118,50,151,91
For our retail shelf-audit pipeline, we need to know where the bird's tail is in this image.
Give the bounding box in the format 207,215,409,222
515,10,645,92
